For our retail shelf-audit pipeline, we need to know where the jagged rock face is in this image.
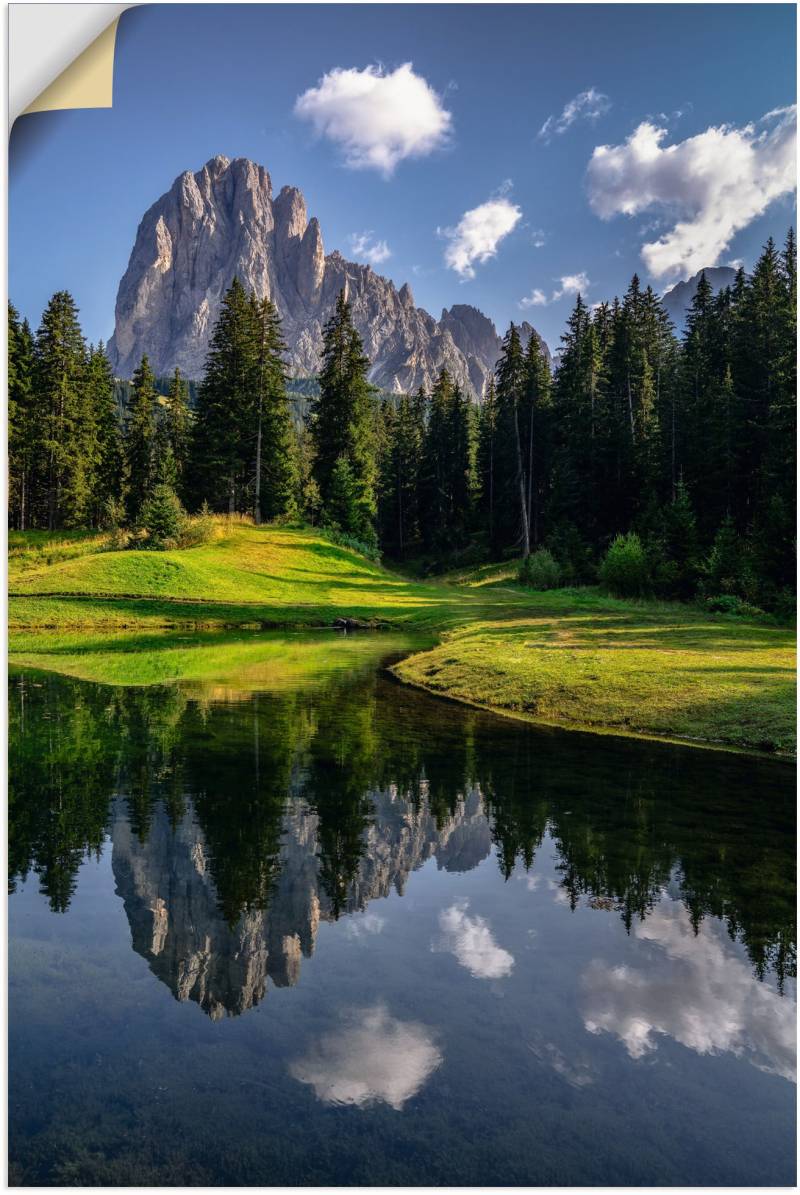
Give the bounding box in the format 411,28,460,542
108,155,549,396
111,784,491,1020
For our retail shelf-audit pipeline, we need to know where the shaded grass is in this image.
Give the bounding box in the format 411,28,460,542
8,523,796,755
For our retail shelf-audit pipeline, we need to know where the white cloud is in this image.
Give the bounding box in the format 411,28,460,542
294,62,452,177
586,106,797,279
581,901,796,1083
519,272,590,308
289,1005,442,1109
539,87,611,143
435,899,514,979
348,231,392,266
441,194,522,279
531,229,547,248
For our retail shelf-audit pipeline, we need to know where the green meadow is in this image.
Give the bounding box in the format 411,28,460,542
8,522,796,755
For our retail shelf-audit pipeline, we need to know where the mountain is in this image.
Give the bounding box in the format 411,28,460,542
662,266,738,332
108,155,549,396
112,785,491,1020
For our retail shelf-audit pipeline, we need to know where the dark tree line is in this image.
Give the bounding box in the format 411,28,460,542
9,231,795,606
377,232,796,609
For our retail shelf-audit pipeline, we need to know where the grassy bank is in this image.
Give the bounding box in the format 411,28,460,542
8,522,796,755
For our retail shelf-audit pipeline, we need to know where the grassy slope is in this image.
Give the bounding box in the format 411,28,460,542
8,524,504,630
8,524,796,754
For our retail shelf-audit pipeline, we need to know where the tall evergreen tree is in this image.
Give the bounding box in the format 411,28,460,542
309,291,377,542
189,278,259,514
33,291,88,529
125,355,159,523
86,342,124,525
8,304,35,529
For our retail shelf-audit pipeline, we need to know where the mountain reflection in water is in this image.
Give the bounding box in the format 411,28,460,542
10,661,795,1015
7,644,797,1186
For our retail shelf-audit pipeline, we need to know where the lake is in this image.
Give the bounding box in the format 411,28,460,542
8,631,797,1185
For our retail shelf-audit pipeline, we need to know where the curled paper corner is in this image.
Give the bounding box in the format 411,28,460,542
23,16,120,116
9,4,130,125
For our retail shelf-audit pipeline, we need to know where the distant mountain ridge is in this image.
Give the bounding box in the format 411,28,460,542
108,155,549,395
662,266,738,331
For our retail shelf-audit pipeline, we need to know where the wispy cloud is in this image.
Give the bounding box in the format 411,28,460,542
294,62,452,177
539,87,611,144
519,271,590,308
348,231,392,266
441,189,522,279
586,106,797,279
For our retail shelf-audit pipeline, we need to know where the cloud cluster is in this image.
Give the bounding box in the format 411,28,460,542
586,106,797,279
348,231,392,266
289,1005,442,1109
519,271,590,308
539,88,611,143
294,63,452,177
435,900,514,979
581,901,796,1083
441,194,522,279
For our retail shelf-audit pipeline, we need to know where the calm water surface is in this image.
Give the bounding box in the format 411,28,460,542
8,632,797,1185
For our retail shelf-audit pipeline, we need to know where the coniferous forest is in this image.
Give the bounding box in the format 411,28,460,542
8,231,796,613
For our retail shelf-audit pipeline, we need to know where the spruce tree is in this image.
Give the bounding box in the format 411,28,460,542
494,324,530,557
125,355,159,523
8,304,36,529
251,296,298,523
309,292,377,541
87,342,124,525
33,291,88,529
189,278,258,514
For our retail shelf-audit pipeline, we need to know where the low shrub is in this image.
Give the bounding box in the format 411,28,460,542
599,533,650,598
518,548,562,590
704,595,765,618
177,502,218,548
322,526,382,562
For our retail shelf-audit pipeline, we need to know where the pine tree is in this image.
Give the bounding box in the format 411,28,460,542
189,278,258,514
310,291,377,542
418,369,453,552
163,366,192,495
659,479,699,598
125,355,159,523
378,394,422,558
251,297,298,522
476,379,498,547
494,324,530,557
33,291,88,529
8,304,36,529
87,342,123,525
522,332,552,545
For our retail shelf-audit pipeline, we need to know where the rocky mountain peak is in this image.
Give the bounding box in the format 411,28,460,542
108,156,550,395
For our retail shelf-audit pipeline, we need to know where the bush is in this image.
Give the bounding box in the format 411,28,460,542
140,484,187,549
518,548,562,590
704,595,764,618
599,533,650,598
177,501,218,548
322,526,382,562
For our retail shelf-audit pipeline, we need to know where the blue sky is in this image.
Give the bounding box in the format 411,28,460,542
9,3,797,355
